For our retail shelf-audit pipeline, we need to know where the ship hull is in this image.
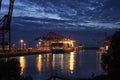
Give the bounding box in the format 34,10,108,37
51,48,74,53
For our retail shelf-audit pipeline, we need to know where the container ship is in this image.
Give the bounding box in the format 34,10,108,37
35,32,75,52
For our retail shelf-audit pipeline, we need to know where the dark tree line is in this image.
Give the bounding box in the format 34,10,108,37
0,58,32,80
102,29,120,80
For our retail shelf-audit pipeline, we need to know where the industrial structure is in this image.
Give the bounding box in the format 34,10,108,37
97,32,111,52
0,0,14,52
35,32,75,52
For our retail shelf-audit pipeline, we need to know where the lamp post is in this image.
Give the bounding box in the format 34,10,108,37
24,43,26,49
38,42,41,48
20,39,24,49
36,44,39,49
12,44,16,52
13,44,15,48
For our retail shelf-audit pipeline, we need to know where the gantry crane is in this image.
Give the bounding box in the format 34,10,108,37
0,0,14,52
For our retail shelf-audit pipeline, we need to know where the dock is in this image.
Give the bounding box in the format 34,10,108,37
47,75,91,80
0,50,75,58
0,51,50,58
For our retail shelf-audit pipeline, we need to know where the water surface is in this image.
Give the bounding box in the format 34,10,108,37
17,50,105,80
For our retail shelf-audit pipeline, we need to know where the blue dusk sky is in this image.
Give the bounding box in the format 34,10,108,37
0,0,119,47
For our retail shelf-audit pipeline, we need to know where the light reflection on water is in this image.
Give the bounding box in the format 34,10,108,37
17,50,105,80
69,52,75,74
36,55,42,72
19,56,26,75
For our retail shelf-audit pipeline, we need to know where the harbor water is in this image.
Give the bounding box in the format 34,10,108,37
17,50,105,80
0,50,106,80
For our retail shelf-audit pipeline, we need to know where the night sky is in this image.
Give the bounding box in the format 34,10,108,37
0,0,119,47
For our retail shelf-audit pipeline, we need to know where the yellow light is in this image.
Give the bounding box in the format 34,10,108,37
52,54,55,68
106,45,109,51
19,56,26,75
36,55,42,72
69,52,74,74
20,39,24,43
46,54,50,68
20,39,24,49
62,40,75,47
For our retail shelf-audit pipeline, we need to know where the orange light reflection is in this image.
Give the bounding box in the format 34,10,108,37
60,54,64,69
19,56,26,75
69,52,74,74
36,55,42,72
52,54,55,68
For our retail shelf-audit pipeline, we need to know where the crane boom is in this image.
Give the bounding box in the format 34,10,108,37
0,0,2,9
0,0,14,52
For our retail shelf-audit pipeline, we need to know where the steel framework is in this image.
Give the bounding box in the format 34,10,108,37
0,0,14,52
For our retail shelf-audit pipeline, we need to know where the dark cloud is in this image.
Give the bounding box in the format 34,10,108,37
105,0,120,10
10,0,120,30
0,0,119,47
11,0,120,40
